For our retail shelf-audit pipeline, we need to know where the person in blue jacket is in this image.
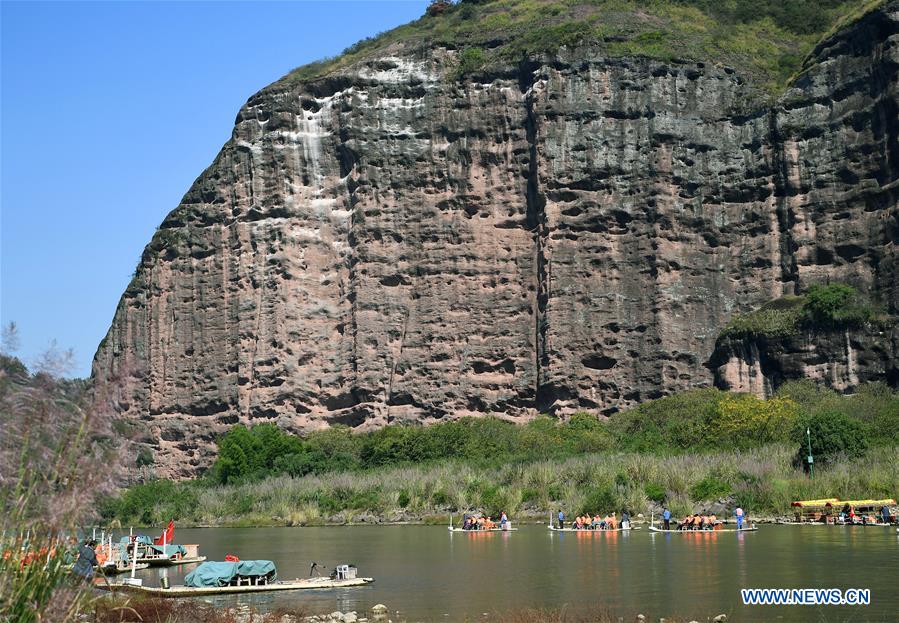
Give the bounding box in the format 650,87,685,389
734,506,745,530
557,509,565,529
71,540,98,580
662,507,671,530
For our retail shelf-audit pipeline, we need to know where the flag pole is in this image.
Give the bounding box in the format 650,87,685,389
806,427,814,478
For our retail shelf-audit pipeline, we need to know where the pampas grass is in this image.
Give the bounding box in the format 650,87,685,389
115,444,898,526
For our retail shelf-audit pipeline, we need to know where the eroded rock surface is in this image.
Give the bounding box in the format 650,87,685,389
94,4,899,477
710,326,899,397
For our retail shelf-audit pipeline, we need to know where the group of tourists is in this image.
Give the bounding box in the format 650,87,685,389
838,503,893,525
675,514,720,531
661,506,746,530
460,511,509,530
556,510,631,530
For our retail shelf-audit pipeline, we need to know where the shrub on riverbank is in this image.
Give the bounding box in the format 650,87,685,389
181,380,899,489
207,413,614,485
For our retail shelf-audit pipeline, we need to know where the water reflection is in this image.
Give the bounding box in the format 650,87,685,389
108,525,898,622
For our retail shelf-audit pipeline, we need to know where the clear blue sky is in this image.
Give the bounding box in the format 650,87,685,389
1,0,429,377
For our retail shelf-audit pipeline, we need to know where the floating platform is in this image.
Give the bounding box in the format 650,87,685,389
143,556,207,567
648,525,758,533
100,576,374,597
548,525,640,532
99,562,149,575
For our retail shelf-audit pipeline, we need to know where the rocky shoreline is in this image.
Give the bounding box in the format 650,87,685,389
231,604,730,623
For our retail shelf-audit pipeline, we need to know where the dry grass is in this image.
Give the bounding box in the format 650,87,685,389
92,595,308,623
0,348,124,623
131,444,899,527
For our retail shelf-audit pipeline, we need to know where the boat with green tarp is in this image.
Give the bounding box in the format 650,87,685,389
99,560,374,596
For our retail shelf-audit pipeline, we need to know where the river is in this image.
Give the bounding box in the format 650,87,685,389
114,524,899,622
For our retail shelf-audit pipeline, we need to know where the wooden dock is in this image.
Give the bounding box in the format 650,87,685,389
100,576,374,597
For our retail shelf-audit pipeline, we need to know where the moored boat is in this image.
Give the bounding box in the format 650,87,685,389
789,498,896,525
100,576,374,596
99,560,374,597
120,536,206,566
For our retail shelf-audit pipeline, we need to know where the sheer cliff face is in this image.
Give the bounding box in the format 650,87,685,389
95,4,899,476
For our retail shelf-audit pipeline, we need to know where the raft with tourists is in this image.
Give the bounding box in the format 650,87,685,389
448,513,517,532
547,511,638,532
648,524,757,533
100,560,374,597
649,510,757,532
547,525,639,532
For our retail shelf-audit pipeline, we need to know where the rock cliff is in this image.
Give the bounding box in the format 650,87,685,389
711,325,899,397
94,1,899,476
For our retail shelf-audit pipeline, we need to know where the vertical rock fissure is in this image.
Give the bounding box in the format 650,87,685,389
768,109,800,292
522,63,551,412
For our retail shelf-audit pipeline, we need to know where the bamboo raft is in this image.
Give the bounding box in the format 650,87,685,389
648,525,758,533
547,525,640,532
99,576,374,597
448,526,518,532
777,521,895,527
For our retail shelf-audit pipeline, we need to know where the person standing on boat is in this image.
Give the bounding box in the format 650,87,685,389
621,510,630,530
882,505,891,525
662,507,671,530
500,511,508,528
557,509,565,530
734,506,744,530
71,539,98,580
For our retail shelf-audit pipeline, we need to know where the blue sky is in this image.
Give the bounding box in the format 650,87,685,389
1,0,429,377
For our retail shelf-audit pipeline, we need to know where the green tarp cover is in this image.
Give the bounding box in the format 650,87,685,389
184,560,277,587
119,535,153,545
147,543,187,558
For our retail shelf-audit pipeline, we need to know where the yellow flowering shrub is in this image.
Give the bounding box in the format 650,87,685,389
710,394,800,448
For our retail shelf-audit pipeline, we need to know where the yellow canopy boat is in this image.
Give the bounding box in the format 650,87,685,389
826,499,896,508
790,498,840,508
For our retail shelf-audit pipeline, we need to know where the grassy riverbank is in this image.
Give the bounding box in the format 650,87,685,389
106,444,898,528
105,379,899,527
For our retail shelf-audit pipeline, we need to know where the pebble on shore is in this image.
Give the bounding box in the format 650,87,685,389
301,604,389,623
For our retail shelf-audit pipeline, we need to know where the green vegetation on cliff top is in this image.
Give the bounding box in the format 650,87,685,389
721,283,889,340
283,0,886,93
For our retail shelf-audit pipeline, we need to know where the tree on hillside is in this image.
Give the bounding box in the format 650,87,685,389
794,410,869,470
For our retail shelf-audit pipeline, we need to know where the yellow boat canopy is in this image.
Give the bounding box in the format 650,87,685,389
791,498,840,507
825,499,896,508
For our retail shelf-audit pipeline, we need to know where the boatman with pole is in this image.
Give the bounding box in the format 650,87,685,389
662,507,671,531
734,506,744,530
557,509,565,530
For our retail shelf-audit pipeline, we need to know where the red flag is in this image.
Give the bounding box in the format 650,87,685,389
153,520,174,545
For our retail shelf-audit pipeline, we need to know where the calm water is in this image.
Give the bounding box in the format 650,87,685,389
115,525,899,622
